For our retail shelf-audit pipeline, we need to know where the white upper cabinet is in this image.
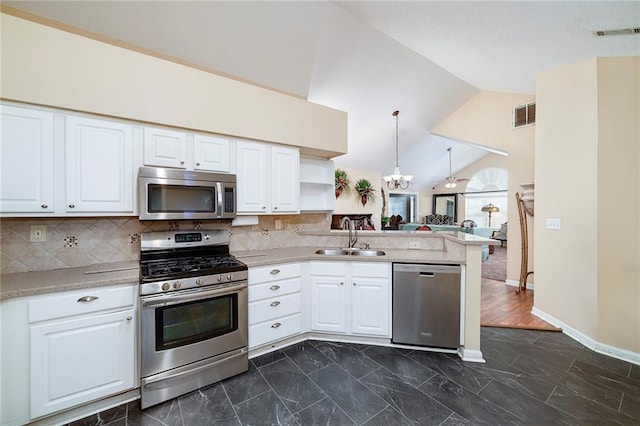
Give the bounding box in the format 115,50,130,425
193,134,230,172
66,115,134,213
236,140,299,214
143,126,187,169
143,127,231,172
271,145,300,213
0,105,55,213
299,157,334,212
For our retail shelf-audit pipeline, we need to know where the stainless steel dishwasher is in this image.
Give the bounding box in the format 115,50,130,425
392,263,461,348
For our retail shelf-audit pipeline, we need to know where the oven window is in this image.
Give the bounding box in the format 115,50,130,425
148,184,215,213
155,293,237,351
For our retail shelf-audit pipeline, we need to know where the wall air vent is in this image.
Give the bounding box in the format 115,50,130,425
593,27,640,37
513,102,535,128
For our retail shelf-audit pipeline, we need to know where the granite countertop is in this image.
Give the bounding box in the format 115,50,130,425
232,246,466,268
0,260,139,301
301,229,497,246
0,234,490,300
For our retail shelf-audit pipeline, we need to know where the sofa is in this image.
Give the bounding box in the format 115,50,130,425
400,223,493,262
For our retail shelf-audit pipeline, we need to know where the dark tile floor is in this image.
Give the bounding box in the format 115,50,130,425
71,328,640,425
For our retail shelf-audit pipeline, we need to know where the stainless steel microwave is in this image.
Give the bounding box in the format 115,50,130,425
138,167,236,221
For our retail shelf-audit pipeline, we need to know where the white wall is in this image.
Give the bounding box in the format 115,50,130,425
333,166,383,227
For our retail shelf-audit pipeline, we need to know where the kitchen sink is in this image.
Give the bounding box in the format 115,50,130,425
314,248,385,257
315,249,351,256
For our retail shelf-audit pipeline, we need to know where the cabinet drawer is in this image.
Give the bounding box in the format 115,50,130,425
249,314,301,348
352,262,390,278
28,285,135,323
248,277,301,302
249,293,301,325
310,261,348,276
249,263,301,284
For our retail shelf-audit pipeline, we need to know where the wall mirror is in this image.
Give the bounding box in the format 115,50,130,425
432,193,458,223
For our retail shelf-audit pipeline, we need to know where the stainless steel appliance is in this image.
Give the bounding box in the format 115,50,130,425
138,166,236,221
139,230,248,409
392,263,461,348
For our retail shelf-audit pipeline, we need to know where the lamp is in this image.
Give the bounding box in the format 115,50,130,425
383,110,413,190
481,203,500,227
445,147,457,189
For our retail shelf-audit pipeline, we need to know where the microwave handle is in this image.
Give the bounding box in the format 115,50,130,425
216,182,224,219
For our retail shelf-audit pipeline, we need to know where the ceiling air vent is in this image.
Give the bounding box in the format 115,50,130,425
513,102,535,128
593,27,640,37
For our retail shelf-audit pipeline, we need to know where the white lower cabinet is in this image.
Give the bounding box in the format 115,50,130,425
310,261,390,337
27,284,137,419
248,263,302,349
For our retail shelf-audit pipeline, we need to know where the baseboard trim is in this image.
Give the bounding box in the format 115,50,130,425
459,348,486,363
505,279,534,290
532,307,640,366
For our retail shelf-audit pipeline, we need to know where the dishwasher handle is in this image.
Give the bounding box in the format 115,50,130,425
393,263,461,275
419,272,435,277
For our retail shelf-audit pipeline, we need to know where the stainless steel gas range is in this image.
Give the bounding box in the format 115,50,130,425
138,230,248,409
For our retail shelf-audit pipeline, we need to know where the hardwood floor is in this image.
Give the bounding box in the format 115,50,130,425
481,277,561,331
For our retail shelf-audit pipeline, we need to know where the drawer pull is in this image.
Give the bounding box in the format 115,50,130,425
270,285,280,291
127,316,133,321
270,301,280,307
77,296,99,303
271,322,282,329
270,269,281,275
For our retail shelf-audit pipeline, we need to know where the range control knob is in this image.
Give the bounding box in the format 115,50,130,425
173,281,182,289
196,278,204,286
217,276,223,282
227,274,233,281
203,233,210,240
161,282,170,291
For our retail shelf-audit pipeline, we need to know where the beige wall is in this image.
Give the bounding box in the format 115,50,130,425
333,167,383,227
535,57,639,353
0,13,347,158
433,92,535,284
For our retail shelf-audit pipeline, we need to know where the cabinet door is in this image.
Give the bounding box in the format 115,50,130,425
143,126,187,168
310,276,346,333
271,145,299,213
193,134,230,172
236,140,268,213
66,116,134,213
351,276,390,336
0,105,55,213
30,310,136,418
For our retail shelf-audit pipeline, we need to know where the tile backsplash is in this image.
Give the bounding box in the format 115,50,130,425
0,214,330,274
0,213,445,274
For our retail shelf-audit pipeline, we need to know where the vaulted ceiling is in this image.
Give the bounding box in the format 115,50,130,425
4,1,638,188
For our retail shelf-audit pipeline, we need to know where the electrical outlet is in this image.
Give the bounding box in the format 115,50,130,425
30,225,47,242
409,241,421,249
546,218,561,230
274,219,283,230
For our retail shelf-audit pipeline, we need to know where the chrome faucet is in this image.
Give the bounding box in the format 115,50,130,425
340,217,358,248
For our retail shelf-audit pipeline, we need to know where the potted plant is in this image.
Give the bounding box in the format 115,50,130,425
334,169,351,198
354,178,376,206
381,215,389,228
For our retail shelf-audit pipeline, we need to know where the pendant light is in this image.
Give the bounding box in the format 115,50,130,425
445,147,457,189
383,110,413,190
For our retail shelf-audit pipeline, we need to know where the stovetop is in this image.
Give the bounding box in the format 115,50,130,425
140,255,247,283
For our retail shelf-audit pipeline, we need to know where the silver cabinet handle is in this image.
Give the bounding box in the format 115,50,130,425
68,204,75,208
270,285,280,291
77,296,99,302
126,316,132,321
270,269,280,275
340,282,344,286
196,162,200,166
271,322,281,329
262,206,266,210
270,301,280,307
274,206,278,210
41,204,48,209
353,282,357,286
180,161,185,165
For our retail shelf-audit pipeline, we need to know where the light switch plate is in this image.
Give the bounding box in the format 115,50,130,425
546,218,561,230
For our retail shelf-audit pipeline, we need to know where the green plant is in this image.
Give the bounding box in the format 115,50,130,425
334,169,351,198
381,215,389,226
354,178,376,206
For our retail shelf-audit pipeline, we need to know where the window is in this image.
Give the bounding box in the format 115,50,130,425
464,168,508,228
388,192,418,223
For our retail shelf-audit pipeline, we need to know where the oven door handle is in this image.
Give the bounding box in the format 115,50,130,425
141,283,246,308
